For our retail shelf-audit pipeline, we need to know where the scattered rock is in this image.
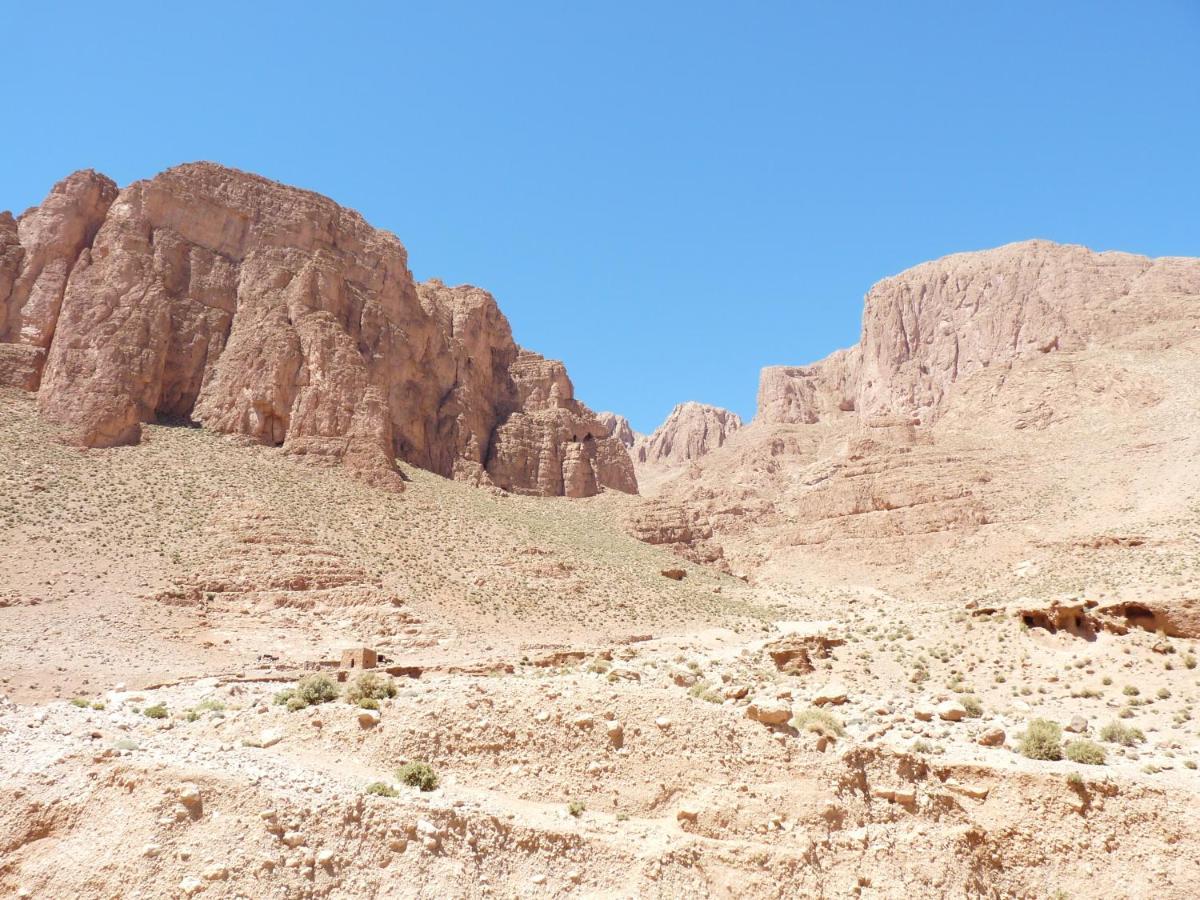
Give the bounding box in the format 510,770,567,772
812,683,848,707
937,700,966,722
977,727,1006,747
747,697,792,726
357,709,381,728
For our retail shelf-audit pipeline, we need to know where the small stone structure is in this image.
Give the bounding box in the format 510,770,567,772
340,647,378,671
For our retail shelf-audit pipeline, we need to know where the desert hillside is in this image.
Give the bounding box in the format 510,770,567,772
2,170,1200,899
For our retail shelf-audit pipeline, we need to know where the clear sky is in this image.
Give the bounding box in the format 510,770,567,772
3,2,1197,432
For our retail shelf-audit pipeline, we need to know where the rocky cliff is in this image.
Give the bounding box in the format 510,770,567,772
636,239,1200,580
596,412,637,449
637,401,741,468
759,240,1200,426
0,163,635,497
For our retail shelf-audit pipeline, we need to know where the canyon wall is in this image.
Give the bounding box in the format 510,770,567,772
0,164,635,496
758,240,1200,426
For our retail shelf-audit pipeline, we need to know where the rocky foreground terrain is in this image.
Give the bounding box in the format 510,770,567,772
2,165,1199,899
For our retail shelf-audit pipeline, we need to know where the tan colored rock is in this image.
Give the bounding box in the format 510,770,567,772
757,348,860,426
626,501,728,570
636,239,1200,585
637,401,741,468
7,163,632,497
485,351,637,496
812,683,848,706
747,697,792,725
0,171,118,389
856,240,1200,423
977,727,1006,747
764,633,845,675
760,240,1200,429
596,411,637,448
1095,598,1200,639
937,700,967,722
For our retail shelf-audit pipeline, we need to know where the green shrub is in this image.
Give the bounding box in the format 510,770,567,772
790,707,844,738
344,672,396,704
142,703,168,719
397,761,438,792
365,782,398,797
688,682,723,704
1064,739,1106,765
959,694,983,717
567,800,586,818
90,701,106,711
274,673,339,710
1099,720,1144,746
186,698,226,721
358,698,380,710
1123,685,1140,697
1019,719,1062,760
912,739,934,754
70,697,90,708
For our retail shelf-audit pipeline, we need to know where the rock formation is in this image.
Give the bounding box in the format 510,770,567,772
0,163,635,497
486,352,637,496
596,411,637,449
760,240,1200,426
0,171,118,391
636,401,741,468
638,239,1200,582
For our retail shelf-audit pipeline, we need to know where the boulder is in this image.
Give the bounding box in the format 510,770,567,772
747,697,792,726
937,700,967,722
812,683,848,707
977,727,1006,747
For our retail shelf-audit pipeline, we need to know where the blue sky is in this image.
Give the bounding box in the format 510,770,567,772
3,2,1197,431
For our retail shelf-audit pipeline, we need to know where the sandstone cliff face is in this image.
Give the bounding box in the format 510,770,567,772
757,347,860,426
415,279,520,484
486,351,637,497
0,171,118,391
637,402,742,467
759,240,1200,426
596,412,637,449
1,163,635,497
641,239,1200,583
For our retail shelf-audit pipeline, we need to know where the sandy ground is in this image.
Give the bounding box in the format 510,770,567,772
3,385,1200,898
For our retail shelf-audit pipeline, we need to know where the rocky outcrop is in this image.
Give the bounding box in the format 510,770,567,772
759,240,1200,426
627,500,728,571
2,163,635,497
0,171,118,391
596,412,637,449
637,402,742,468
757,348,860,426
485,352,637,496
416,279,520,484
638,240,1200,579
